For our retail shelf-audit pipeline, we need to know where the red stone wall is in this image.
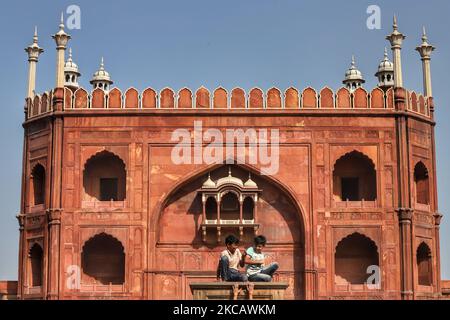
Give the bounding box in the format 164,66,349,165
17,86,441,300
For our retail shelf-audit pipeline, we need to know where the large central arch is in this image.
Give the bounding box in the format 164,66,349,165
148,162,308,300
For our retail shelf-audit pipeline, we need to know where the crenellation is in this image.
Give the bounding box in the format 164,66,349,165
25,86,431,120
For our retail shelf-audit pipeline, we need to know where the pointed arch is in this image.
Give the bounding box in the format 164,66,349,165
336,87,351,109
178,88,193,109
83,151,127,202
81,233,125,285
385,88,394,109
213,87,228,109
267,87,282,109
74,88,89,109
41,92,49,113
417,242,432,286
249,88,264,109
64,87,73,110
353,87,368,109
150,162,308,238
335,232,379,285
91,88,106,109
418,94,426,115
284,87,299,109
32,95,41,116
410,91,418,112
195,87,211,109
160,88,175,109
302,87,317,109
319,87,334,109
125,87,139,109
142,88,157,109
30,163,46,206
370,87,385,109
231,88,246,109
414,161,430,205
333,150,377,202
29,243,44,287
108,88,123,109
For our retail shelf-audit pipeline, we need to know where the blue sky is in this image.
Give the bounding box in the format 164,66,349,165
0,0,449,280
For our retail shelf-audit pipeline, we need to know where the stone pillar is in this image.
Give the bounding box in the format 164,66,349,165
16,214,26,300
397,208,414,300
239,195,243,223
46,209,62,300
434,213,443,295
46,88,65,300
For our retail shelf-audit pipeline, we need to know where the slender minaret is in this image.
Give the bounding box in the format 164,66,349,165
386,15,406,88
52,13,71,88
416,27,436,97
24,27,44,98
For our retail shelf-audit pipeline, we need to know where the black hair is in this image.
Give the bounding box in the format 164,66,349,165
225,235,240,245
254,235,267,246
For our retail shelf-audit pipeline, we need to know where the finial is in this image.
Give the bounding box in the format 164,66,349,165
351,55,356,68
228,166,232,176
67,48,74,63
393,14,398,30
33,26,38,42
384,47,388,58
60,12,65,29
422,26,428,42
100,57,105,70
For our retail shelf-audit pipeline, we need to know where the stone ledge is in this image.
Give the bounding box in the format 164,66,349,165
190,282,289,300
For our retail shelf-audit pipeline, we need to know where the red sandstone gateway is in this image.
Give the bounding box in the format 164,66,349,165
13,14,447,301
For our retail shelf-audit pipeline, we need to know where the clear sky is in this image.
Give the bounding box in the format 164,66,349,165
0,0,449,280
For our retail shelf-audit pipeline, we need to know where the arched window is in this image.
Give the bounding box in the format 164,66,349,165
243,197,254,222
414,162,430,205
333,151,377,201
205,197,218,222
81,233,125,285
66,74,70,82
335,233,379,285
31,164,45,206
83,151,126,202
29,244,43,287
417,242,432,286
220,192,240,221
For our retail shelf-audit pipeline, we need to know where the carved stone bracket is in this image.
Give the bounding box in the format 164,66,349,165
16,214,26,228
434,212,443,226
396,207,414,223
47,208,63,225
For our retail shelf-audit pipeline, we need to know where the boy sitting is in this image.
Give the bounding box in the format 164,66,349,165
217,235,248,282
245,235,279,282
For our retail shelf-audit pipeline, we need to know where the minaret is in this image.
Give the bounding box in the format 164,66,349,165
52,13,71,88
90,57,113,91
343,55,365,92
386,15,406,88
375,48,394,90
416,27,436,97
64,48,81,90
24,27,44,98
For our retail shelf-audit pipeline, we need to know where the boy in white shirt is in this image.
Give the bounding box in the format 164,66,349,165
217,235,248,282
